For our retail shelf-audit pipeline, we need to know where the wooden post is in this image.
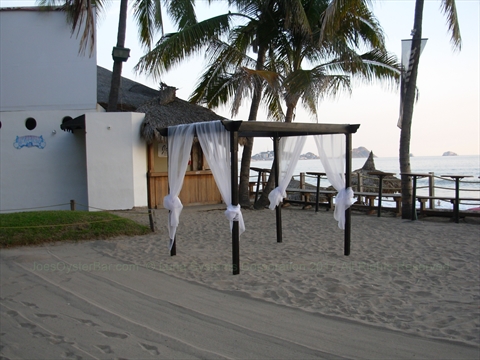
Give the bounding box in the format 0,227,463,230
300,172,305,202
344,133,352,256
357,172,363,204
70,199,75,211
148,208,155,232
273,135,282,243
428,172,435,209
230,126,240,275
147,144,155,209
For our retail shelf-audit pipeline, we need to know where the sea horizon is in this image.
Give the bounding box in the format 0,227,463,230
247,154,480,210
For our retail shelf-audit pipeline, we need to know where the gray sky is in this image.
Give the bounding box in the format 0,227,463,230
3,0,479,157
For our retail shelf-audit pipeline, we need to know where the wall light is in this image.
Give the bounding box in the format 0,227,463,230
112,46,130,62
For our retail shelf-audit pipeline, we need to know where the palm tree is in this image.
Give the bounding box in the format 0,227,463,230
136,0,400,207
398,0,461,219
250,0,400,207
37,0,193,111
185,0,399,208
136,0,312,207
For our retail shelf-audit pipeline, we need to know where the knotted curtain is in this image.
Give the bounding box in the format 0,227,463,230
314,134,354,229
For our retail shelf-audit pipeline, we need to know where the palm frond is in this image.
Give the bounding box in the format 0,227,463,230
38,0,102,56
167,0,197,30
440,0,462,50
133,0,164,49
135,13,232,79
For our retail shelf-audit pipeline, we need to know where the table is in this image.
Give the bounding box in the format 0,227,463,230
400,173,431,220
306,172,327,212
368,171,395,217
251,167,270,202
441,174,472,223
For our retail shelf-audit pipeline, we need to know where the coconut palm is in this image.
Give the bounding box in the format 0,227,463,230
250,0,400,207
185,0,400,207
37,0,195,111
136,0,314,207
398,0,461,219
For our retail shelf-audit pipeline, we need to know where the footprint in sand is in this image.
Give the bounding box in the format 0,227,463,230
19,322,36,330
139,343,160,356
98,331,128,339
64,350,82,360
35,313,58,319
21,301,38,309
95,344,114,354
70,317,99,327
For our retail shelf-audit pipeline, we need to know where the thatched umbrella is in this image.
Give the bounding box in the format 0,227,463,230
351,151,401,194
137,84,226,144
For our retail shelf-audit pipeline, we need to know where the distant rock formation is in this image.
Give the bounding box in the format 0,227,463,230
350,151,400,194
251,151,319,160
352,146,374,158
299,152,319,160
442,151,458,156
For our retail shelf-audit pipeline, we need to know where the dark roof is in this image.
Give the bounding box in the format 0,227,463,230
97,66,225,143
97,66,161,111
159,120,360,138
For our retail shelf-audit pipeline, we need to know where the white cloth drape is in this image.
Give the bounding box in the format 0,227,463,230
164,124,195,250
196,121,245,235
314,134,355,229
268,136,307,210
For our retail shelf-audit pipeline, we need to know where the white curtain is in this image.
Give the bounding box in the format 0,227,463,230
314,134,354,229
196,121,245,235
268,136,307,210
163,123,195,250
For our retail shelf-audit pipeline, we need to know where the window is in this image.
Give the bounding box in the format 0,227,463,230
25,117,37,130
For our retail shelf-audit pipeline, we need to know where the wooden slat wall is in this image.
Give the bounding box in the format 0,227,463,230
148,171,223,208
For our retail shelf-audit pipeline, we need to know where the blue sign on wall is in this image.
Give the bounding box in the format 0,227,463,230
14,135,46,149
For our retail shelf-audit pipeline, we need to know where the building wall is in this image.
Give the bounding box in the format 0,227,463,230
0,110,90,212
0,8,147,213
0,8,97,111
85,112,147,210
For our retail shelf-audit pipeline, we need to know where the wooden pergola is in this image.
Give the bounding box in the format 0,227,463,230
160,120,360,275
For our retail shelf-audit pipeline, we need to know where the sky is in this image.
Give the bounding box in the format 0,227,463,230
2,0,479,157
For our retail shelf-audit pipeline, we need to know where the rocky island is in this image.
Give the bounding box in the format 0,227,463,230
352,146,375,158
442,151,458,156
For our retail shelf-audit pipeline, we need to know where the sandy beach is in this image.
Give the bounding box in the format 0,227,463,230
1,204,479,358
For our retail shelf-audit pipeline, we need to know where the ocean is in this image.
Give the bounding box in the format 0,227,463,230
248,155,480,210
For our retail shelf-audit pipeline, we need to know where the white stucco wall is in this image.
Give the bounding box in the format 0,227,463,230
0,110,90,212
84,112,147,210
0,8,147,213
0,8,97,111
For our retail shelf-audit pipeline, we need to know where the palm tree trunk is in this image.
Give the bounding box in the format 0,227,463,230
107,0,129,112
238,44,267,208
399,0,424,219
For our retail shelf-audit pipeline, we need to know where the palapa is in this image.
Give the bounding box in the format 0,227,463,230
96,66,225,144
97,66,161,111
351,151,401,194
137,84,226,144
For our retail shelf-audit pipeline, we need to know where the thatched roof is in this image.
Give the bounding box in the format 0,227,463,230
351,151,401,193
137,84,226,144
97,66,161,111
97,66,226,144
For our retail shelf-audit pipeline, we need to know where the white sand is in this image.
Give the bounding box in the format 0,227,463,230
1,204,479,359
107,205,480,346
